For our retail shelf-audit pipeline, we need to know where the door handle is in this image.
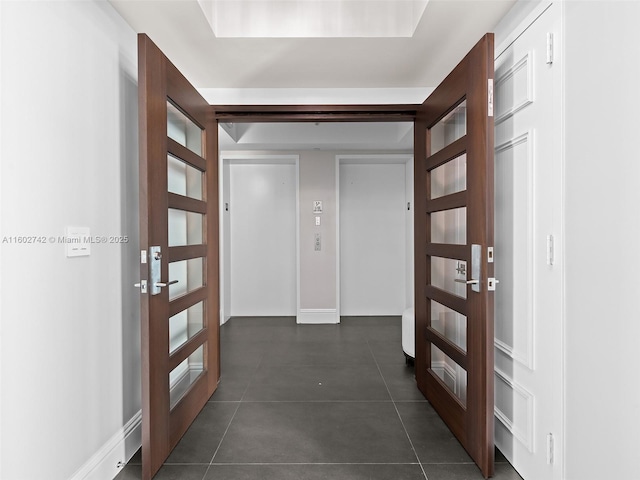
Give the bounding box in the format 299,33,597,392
455,278,479,285
155,280,179,288
453,244,482,292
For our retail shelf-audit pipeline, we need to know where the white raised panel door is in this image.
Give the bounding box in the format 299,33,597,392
494,4,563,480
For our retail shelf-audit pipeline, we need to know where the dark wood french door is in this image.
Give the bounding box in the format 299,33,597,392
137,32,494,480
137,34,220,480
414,34,495,478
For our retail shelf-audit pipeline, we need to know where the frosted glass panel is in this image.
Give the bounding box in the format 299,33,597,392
431,256,467,299
430,300,466,352
169,257,204,301
431,207,466,245
430,100,466,155
430,154,466,200
169,345,204,409
167,101,202,156
431,343,467,406
169,301,205,354
168,155,203,200
168,209,203,247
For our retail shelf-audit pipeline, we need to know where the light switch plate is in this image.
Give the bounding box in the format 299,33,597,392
315,216,321,226
65,226,91,257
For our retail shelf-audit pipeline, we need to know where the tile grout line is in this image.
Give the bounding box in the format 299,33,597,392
200,328,271,480
205,462,424,466
366,339,430,480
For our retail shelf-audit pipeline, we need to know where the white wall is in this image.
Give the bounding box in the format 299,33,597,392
298,151,338,321
229,162,297,316
339,161,408,315
0,2,140,479
563,2,640,478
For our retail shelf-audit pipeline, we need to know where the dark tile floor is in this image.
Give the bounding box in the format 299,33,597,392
116,316,523,480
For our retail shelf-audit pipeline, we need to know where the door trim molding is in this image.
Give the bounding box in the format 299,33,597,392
213,104,418,123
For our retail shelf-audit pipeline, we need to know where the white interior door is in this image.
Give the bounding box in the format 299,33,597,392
229,161,297,316
494,5,563,479
339,161,407,316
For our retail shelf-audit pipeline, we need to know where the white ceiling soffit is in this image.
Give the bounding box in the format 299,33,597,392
197,0,429,38
218,122,414,151
108,0,516,90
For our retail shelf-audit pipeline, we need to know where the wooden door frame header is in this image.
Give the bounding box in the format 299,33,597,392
212,104,419,123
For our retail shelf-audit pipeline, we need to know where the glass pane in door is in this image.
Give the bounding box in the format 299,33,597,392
168,257,205,301
430,300,467,351
430,154,467,199
169,344,205,409
431,256,467,299
167,101,203,156
431,207,466,245
430,100,467,155
169,301,205,354
168,209,204,246
431,343,467,405
168,154,203,200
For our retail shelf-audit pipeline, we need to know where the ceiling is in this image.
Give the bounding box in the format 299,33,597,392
109,0,515,90
110,0,514,151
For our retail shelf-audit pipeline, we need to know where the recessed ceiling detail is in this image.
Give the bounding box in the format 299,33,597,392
197,0,429,38
219,122,414,151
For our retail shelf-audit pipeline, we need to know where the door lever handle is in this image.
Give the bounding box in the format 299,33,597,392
155,280,179,288
455,278,479,285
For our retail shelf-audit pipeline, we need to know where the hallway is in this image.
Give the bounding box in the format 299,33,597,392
117,317,522,480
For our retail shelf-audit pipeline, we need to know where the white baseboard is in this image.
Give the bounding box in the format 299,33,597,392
69,410,142,480
69,362,204,480
297,308,339,324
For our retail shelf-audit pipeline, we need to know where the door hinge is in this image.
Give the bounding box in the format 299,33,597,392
488,79,494,117
546,433,555,464
546,33,554,65
546,235,555,266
